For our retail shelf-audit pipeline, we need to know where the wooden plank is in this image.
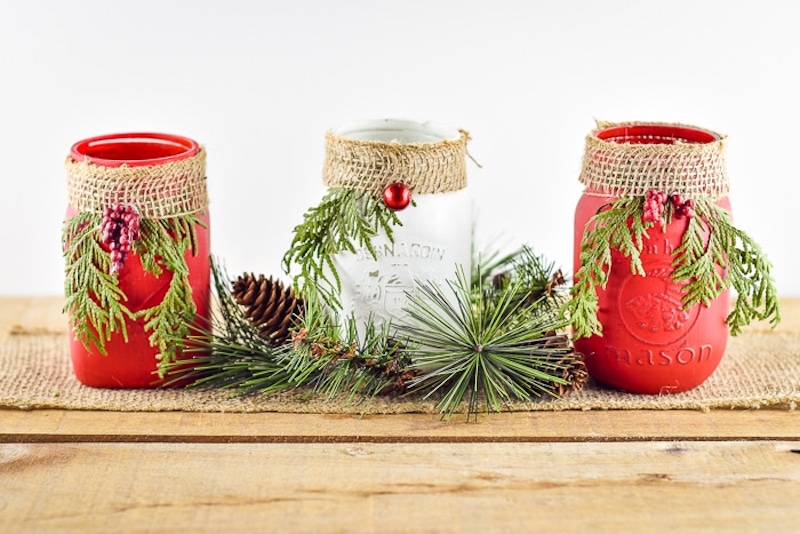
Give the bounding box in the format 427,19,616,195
1,441,798,533
1,409,798,443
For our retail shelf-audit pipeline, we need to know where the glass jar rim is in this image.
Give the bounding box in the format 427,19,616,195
70,132,200,168
334,118,461,144
596,124,720,145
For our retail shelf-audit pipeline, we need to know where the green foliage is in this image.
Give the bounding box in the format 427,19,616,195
165,249,576,420
281,188,404,308
63,213,133,354
399,264,574,421
63,211,203,369
567,195,780,339
673,198,780,335
566,197,651,338
163,260,408,400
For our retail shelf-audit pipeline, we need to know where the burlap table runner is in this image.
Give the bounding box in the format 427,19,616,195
1,301,798,414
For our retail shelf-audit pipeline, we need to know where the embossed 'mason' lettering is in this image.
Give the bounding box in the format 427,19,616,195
605,345,714,366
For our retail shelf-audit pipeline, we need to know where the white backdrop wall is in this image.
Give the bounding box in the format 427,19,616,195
1,0,798,296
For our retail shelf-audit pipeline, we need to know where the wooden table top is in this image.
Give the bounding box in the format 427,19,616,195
1,297,798,533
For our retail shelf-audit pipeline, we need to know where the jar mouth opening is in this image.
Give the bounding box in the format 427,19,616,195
596,124,720,145
70,133,200,168
335,119,460,144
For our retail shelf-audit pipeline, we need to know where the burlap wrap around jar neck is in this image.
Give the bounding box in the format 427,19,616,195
322,129,470,195
65,148,208,218
579,121,730,199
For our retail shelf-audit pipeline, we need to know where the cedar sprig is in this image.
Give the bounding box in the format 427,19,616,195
566,197,651,338
63,211,204,367
400,265,574,421
282,188,403,308
672,197,780,334
136,217,202,372
63,212,133,353
567,195,780,339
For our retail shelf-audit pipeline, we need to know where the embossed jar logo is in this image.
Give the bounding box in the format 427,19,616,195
618,258,700,346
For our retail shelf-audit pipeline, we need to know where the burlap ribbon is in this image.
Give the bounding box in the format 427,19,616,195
322,129,470,195
579,121,729,198
65,148,208,218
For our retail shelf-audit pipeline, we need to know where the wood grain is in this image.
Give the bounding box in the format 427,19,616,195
1,409,799,443
3,297,798,533
1,441,798,533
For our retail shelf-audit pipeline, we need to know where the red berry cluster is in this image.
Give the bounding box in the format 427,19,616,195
101,204,141,275
643,189,696,224
643,189,668,224
670,193,696,219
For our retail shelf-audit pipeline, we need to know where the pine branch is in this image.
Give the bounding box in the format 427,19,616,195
671,200,728,308
162,259,410,400
281,188,403,309
287,300,409,401
400,265,576,421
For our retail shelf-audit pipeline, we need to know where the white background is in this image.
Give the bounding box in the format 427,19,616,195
1,0,798,296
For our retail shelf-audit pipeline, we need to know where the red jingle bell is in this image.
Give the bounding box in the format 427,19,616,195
382,182,412,211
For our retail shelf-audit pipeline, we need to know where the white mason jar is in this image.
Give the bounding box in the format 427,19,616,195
323,119,473,334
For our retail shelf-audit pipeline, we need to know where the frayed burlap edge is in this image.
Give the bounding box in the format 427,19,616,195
579,121,730,198
65,148,208,219
322,129,469,195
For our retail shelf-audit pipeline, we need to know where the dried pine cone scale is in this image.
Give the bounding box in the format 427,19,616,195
232,273,303,346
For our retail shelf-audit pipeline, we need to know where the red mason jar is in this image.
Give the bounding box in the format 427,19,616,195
64,133,210,388
573,122,730,394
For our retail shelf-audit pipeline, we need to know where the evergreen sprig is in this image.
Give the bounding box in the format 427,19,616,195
63,212,133,353
399,265,574,421
161,262,294,393
566,197,650,338
282,188,404,308
164,248,580,420
63,211,204,368
485,245,569,312
163,260,409,400
286,298,409,401
567,195,780,338
673,198,780,335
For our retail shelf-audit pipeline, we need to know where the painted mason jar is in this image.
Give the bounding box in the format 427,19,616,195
323,119,472,333
63,133,210,388
572,122,732,394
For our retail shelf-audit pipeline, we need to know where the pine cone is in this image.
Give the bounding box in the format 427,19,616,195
555,355,589,397
232,273,303,346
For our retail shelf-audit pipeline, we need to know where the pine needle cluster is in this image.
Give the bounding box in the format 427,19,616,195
401,256,575,421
